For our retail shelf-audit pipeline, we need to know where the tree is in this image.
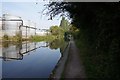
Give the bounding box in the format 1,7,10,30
46,2,120,51
50,25,64,36
45,2,120,78
60,17,70,31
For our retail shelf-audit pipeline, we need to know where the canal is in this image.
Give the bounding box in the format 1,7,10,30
0,39,67,78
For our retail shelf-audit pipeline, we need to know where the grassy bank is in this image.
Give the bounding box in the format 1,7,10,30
75,38,119,79
29,35,64,42
2,34,64,42
2,34,22,42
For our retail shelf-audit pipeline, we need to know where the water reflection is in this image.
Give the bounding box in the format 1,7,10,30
0,39,67,61
0,39,68,78
49,39,64,50
1,41,49,61
49,39,68,54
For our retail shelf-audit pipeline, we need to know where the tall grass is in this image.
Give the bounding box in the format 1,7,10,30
29,35,64,42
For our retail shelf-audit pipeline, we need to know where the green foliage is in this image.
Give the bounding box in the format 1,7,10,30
8,32,22,42
69,25,79,38
2,34,9,41
3,32,22,42
14,32,22,41
46,2,120,79
30,35,56,42
60,17,70,31
75,36,120,79
2,41,9,48
50,25,64,36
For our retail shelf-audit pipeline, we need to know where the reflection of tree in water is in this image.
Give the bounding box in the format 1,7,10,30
2,41,37,61
49,38,68,55
2,41,23,61
15,41,22,51
2,41,22,49
15,42,22,49
49,39,64,50
2,42,9,48
49,39,66,49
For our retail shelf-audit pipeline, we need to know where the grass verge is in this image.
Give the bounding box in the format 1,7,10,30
75,39,119,79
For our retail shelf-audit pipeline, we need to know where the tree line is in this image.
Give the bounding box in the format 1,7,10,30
49,16,70,39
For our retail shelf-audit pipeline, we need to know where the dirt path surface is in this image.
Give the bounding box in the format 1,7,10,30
64,40,86,78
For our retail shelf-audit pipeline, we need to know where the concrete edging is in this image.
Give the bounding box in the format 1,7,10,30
49,41,70,80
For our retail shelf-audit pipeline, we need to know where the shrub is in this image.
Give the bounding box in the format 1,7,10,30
3,34,9,41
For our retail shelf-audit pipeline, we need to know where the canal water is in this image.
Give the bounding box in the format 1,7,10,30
0,39,67,78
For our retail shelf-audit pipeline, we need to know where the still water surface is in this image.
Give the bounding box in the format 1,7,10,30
0,40,64,78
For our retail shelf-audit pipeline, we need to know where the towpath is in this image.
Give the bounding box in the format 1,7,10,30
63,40,86,78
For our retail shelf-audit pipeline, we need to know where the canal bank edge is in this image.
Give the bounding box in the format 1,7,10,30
49,41,70,80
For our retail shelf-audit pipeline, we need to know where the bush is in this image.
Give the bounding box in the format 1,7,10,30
29,35,57,42
3,34,9,41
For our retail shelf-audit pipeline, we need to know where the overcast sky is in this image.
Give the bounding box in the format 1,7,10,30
1,1,61,29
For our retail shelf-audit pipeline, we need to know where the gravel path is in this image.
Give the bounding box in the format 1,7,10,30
64,40,86,78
